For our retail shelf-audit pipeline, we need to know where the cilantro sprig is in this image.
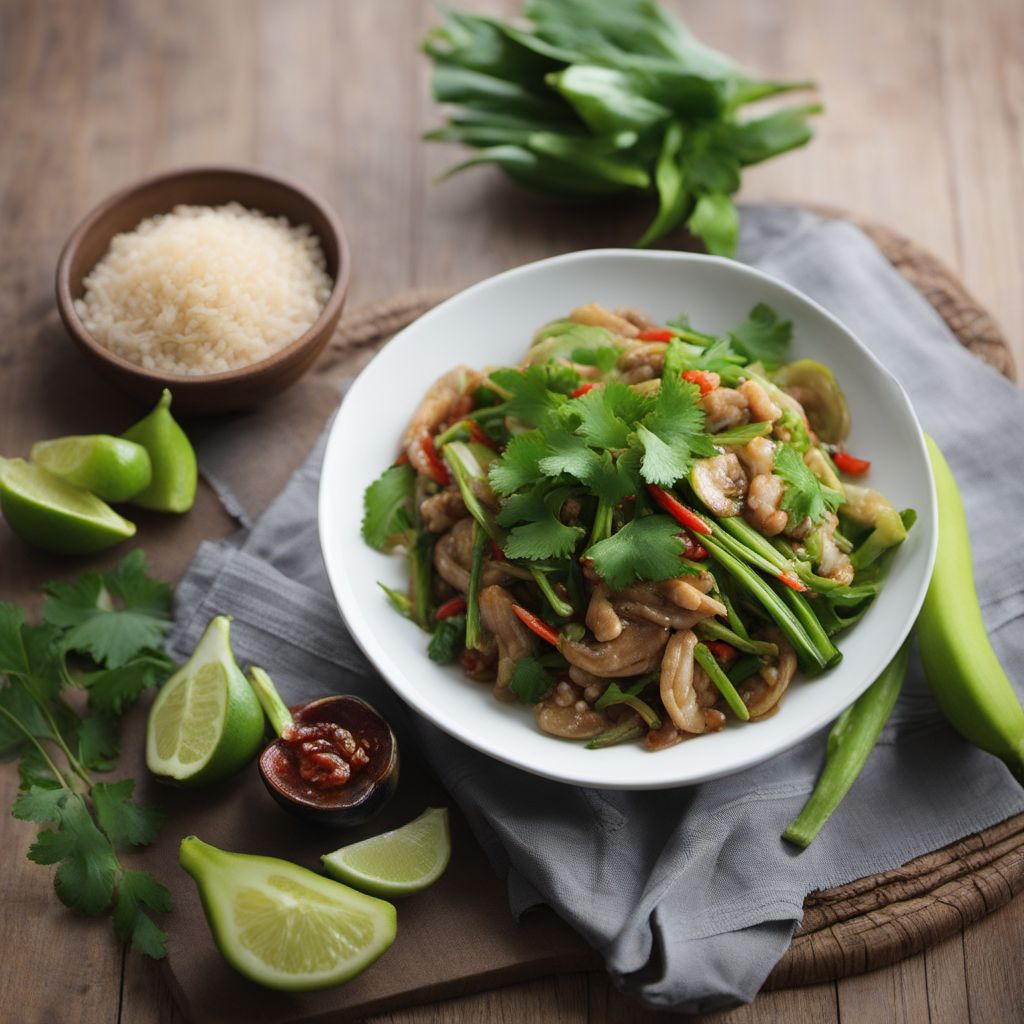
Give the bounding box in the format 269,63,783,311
775,444,843,526
1,551,173,957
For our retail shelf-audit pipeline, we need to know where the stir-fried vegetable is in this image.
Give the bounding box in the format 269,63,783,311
363,298,913,751
422,0,820,255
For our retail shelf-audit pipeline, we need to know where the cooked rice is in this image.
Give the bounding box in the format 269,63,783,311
75,202,333,375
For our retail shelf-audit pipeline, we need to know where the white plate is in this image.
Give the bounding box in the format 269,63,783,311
318,250,937,789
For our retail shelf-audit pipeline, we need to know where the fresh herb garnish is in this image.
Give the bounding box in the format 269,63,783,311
428,614,467,664
361,463,416,551
1,551,173,957
585,514,694,590
775,444,843,527
729,303,793,369
508,655,553,704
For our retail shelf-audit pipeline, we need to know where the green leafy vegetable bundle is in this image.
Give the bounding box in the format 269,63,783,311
363,300,913,751
0,551,174,956
423,0,821,254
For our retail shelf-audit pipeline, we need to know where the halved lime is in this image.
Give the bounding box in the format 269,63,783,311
179,837,397,991
0,457,136,554
122,389,198,513
321,807,451,897
31,434,152,502
146,616,264,785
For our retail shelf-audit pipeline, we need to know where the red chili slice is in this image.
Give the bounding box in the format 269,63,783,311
777,573,808,592
420,434,451,486
637,328,674,342
511,604,560,646
435,597,467,621
646,484,712,536
833,450,871,475
681,369,719,396
571,383,596,399
488,538,507,562
468,419,498,450
703,640,737,665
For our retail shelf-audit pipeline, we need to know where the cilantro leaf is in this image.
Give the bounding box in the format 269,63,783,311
43,551,172,669
113,870,171,958
635,373,715,486
489,365,568,426
585,515,693,590
12,785,67,823
27,793,118,916
82,652,174,716
428,615,466,664
18,747,62,791
575,382,650,449
729,303,792,368
775,444,843,526
0,681,53,757
489,430,549,496
508,656,553,704
361,463,416,550
77,714,121,772
497,484,585,560
92,779,165,849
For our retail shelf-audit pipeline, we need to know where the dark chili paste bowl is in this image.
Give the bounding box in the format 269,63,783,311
258,695,399,827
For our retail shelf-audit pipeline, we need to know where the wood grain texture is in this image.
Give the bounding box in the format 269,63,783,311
1,1,1022,1022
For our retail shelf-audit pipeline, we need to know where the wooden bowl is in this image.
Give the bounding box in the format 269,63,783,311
55,165,351,414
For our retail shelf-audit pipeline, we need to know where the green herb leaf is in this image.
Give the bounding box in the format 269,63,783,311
43,551,172,669
575,381,650,449
508,655,553,704
585,514,693,589
489,430,550,496
497,483,585,560
77,714,121,772
635,373,715,486
27,793,118,917
113,870,171,958
489,365,569,426
729,303,792,369
82,652,174,716
12,785,67,823
92,779,165,849
361,463,416,551
428,615,467,664
775,444,843,526
686,191,738,257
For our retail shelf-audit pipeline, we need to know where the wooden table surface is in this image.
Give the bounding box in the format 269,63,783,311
2,1,1022,1022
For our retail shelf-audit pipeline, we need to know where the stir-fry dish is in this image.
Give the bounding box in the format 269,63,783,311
362,302,914,751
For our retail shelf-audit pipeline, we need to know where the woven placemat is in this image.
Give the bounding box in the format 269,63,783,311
315,212,1023,990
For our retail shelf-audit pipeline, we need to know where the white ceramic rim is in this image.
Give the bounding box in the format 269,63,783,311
318,249,937,789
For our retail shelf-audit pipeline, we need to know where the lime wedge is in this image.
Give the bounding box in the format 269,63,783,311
0,458,136,554
146,616,264,785
321,807,451,897
31,434,152,503
180,837,397,991
122,389,197,513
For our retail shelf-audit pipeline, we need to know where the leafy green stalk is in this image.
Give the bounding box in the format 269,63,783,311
409,530,436,630
595,678,661,728
377,582,413,619
693,642,750,720
694,620,777,658
701,534,828,673
443,441,504,543
586,719,645,749
777,584,842,668
529,566,575,618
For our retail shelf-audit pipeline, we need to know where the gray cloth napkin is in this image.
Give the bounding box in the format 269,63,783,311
171,207,1024,1014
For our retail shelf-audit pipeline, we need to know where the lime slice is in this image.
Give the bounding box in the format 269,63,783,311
0,458,136,554
122,389,198,513
146,616,264,785
180,837,397,991
31,434,152,503
321,807,451,897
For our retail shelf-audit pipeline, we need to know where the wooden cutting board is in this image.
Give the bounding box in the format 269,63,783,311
3,211,1021,1022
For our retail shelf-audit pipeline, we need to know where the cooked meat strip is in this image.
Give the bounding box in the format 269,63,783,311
478,585,537,699
433,518,511,593
401,365,477,472
738,379,782,423
701,386,750,432
420,489,468,534
586,583,624,642
745,474,788,537
570,302,639,338
559,619,669,677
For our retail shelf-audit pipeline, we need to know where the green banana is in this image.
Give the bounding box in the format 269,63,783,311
918,435,1024,785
